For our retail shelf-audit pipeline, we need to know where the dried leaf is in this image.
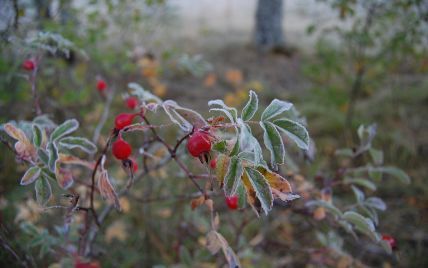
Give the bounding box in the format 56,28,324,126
271,188,300,202
105,220,128,243
119,197,131,213
241,171,260,217
97,170,121,210
206,230,223,254
206,230,241,268
225,69,243,85
203,73,217,87
205,199,214,212
258,167,292,193
191,195,205,210
4,123,29,142
58,154,95,169
54,161,74,189
4,123,37,161
215,154,230,185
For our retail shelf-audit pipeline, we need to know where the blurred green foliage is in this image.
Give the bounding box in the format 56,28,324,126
1,0,427,267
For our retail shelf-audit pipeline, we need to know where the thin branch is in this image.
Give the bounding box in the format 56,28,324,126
92,87,116,143
142,116,204,194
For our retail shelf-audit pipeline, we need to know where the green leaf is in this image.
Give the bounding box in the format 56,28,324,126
236,181,247,209
365,197,386,211
260,121,284,168
162,100,207,132
335,148,354,157
59,137,97,154
369,148,383,165
48,142,58,172
241,90,258,121
20,167,41,185
37,149,49,166
343,211,378,241
261,99,293,121
208,99,238,122
378,166,410,184
273,118,310,150
245,167,273,215
306,200,343,218
212,140,228,154
223,156,244,197
32,125,42,148
368,168,382,181
351,186,365,203
50,119,79,141
128,82,162,103
229,138,240,157
238,121,263,165
35,176,52,206
344,178,377,191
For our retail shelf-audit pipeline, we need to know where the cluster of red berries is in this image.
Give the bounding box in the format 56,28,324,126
186,129,239,211
111,112,143,174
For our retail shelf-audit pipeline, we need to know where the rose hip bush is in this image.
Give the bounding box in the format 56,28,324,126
0,33,411,267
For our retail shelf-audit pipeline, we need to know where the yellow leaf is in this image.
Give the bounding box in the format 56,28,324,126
105,220,128,243
258,167,292,193
225,69,243,85
203,73,217,87
215,154,230,185
246,80,264,92
4,123,29,142
119,197,131,213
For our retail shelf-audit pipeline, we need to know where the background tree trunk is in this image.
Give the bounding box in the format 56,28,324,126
254,0,284,51
0,0,17,37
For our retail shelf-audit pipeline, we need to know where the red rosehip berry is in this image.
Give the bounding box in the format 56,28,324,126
187,130,212,157
22,59,35,71
382,234,397,250
114,113,137,130
112,138,132,160
225,195,238,210
75,260,100,268
96,79,107,92
130,158,138,173
210,158,217,169
126,97,139,110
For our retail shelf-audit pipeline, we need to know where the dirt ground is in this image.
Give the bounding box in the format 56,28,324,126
164,36,312,111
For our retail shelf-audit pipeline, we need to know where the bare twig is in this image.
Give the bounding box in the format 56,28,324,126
142,116,205,195
92,87,116,144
